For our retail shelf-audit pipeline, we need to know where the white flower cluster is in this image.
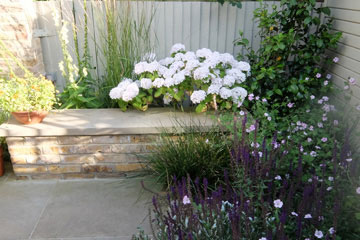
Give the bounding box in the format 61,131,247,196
109,78,139,102
109,43,250,109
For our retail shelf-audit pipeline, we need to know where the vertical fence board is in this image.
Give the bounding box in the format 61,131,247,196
36,1,278,87
35,1,65,89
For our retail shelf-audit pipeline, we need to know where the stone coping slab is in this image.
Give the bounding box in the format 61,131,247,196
0,108,216,137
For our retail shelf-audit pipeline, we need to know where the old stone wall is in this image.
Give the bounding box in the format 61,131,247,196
0,0,44,76
7,134,158,180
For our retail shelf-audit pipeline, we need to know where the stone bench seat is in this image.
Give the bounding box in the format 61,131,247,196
0,108,215,180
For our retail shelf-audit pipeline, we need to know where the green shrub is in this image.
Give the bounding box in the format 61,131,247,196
146,120,230,188
236,0,342,118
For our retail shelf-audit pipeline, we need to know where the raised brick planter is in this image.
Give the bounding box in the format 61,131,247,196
0,108,213,179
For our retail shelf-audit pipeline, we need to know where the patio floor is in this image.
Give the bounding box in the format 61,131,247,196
0,162,158,240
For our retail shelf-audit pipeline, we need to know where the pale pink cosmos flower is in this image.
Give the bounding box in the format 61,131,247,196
239,110,245,116
357,105,360,111
267,116,272,121
321,137,328,142
315,230,324,239
356,187,360,194
349,77,356,85
262,98,267,102
246,124,256,133
255,96,260,100
183,195,191,205
326,74,332,79
324,81,329,86
248,93,254,101
327,187,333,191
307,138,312,142
259,237,267,240
287,102,294,108
310,95,315,100
316,73,322,78
291,212,298,216
304,214,312,219
329,227,335,235
275,175,282,180
333,57,339,63
344,85,349,90
273,199,283,208
328,176,334,181
346,158,352,162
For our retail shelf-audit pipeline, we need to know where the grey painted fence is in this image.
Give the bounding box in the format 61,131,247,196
35,0,282,88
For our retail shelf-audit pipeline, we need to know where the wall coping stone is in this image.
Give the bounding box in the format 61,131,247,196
0,108,216,137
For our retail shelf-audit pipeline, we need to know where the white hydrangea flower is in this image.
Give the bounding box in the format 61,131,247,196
219,87,232,99
226,68,246,83
134,62,147,75
153,78,165,88
194,66,210,80
203,52,221,68
190,90,207,104
183,51,197,62
174,53,185,62
212,77,223,85
122,82,139,102
163,68,176,79
196,48,213,59
134,61,160,74
157,65,168,77
170,43,185,55
223,75,236,87
220,53,235,65
170,61,185,72
164,78,175,88
237,61,251,73
117,78,133,88
140,78,152,89
109,87,123,99
184,59,200,72
159,57,174,66
173,71,186,85
231,87,248,104
207,84,222,95
163,93,173,105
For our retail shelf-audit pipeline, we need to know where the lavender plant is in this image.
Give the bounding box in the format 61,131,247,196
133,113,357,240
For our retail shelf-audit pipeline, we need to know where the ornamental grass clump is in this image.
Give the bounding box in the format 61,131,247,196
133,115,357,240
109,44,250,112
145,121,231,188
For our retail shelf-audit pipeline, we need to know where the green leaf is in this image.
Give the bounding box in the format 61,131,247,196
275,89,283,96
320,7,331,15
154,89,162,98
195,103,207,113
289,84,299,94
316,39,324,48
304,17,312,25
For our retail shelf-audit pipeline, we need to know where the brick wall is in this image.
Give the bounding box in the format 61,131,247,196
7,134,158,180
0,0,44,76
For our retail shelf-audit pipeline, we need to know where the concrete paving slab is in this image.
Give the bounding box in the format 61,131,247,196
0,180,56,240
31,178,155,239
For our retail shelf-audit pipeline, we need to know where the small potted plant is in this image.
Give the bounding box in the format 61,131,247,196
0,74,56,124
0,40,57,125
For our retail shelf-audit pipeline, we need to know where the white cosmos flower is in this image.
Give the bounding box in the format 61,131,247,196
140,78,152,89
190,90,207,104
170,43,185,55
314,230,323,239
273,199,283,208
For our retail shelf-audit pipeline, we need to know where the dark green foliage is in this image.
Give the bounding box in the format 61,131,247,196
146,121,231,188
236,0,342,117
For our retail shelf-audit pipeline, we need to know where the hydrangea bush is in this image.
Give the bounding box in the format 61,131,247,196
109,44,250,112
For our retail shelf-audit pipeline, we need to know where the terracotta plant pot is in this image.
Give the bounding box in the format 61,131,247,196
0,146,4,177
11,111,48,125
